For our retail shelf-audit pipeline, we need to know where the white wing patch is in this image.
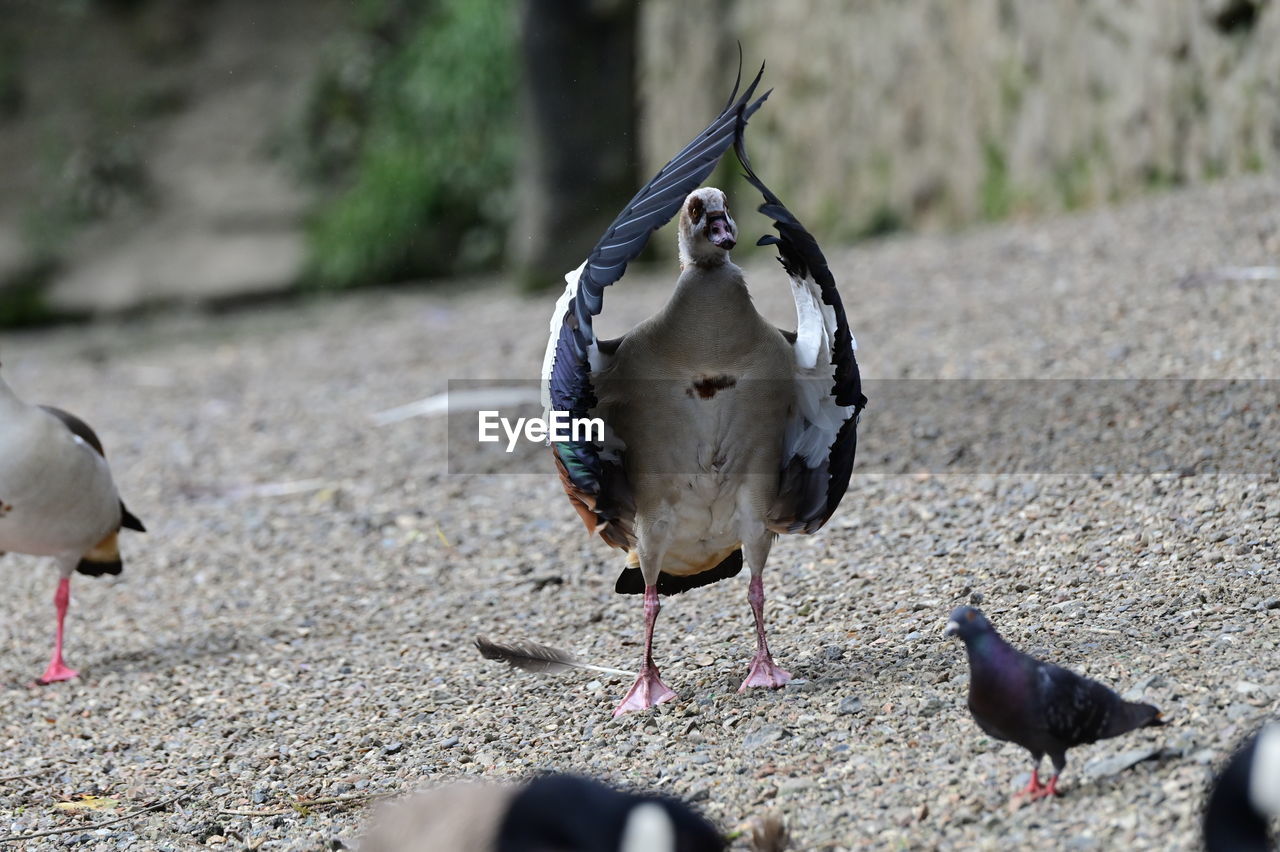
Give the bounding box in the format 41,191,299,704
786,271,854,467
540,260,588,417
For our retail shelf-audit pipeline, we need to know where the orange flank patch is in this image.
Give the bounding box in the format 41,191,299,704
83,531,121,563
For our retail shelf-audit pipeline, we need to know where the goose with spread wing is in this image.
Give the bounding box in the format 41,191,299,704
0,362,146,683
541,67,865,716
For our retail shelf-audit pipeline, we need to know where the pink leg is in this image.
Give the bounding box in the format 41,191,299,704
1014,768,1044,799
613,585,677,717
38,577,78,684
739,574,791,691
1028,773,1062,800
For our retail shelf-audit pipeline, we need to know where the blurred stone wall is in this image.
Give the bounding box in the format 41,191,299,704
640,0,1279,240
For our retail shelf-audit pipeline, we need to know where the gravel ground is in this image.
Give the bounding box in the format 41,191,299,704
0,175,1278,850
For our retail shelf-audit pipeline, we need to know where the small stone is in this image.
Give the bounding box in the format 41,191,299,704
837,697,863,715
743,725,786,751
1083,747,1160,780
383,741,404,755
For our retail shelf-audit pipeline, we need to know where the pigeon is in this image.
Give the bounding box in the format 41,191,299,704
1204,722,1280,852
360,773,725,852
0,363,146,683
944,605,1164,799
540,64,865,716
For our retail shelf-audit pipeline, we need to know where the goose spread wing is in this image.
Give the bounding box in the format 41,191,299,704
734,125,867,534
541,65,769,547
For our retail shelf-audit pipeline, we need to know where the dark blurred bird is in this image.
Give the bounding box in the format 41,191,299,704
944,606,1164,799
540,65,866,716
1204,722,1280,852
361,773,725,852
0,363,145,684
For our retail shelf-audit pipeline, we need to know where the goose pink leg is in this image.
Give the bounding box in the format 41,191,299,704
739,574,791,690
613,586,677,717
37,577,78,684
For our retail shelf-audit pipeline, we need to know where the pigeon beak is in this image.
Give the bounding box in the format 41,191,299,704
943,620,960,637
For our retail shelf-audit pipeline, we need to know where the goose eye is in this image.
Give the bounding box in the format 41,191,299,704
688,196,704,224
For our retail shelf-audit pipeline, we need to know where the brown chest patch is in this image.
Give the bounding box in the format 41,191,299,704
687,374,737,399
0,501,11,517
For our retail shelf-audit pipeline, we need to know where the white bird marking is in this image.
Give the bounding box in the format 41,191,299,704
619,802,675,852
1249,722,1280,817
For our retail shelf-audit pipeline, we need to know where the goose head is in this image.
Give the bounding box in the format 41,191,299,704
678,187,737,268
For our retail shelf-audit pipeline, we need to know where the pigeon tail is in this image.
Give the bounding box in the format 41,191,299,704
1103,701,1164,738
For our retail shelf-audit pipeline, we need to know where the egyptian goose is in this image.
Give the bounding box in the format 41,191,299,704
361,774,724,852
1204,722,1280,852
0,363,145,683
540,67,866,716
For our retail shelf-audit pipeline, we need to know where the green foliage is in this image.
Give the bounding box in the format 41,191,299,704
856,203,906,240
980,138,1012,220
0,36,24,119
0,261,58,328
303,0,516,288
1052,152,1093,210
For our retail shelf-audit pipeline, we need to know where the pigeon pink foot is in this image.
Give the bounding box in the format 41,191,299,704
1012,769,1045,802
1027,774,1062,800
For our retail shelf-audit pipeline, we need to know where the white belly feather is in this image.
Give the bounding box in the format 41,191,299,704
0,411,121,557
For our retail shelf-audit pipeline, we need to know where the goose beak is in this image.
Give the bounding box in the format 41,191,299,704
706,214,735,250
943,620,960,637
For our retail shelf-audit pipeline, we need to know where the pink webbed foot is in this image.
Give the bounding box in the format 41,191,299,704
36,659,78,685
739,653,792,691
613,668,677,717
37,577,78,685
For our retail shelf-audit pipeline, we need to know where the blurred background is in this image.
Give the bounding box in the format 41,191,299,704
0,0,1276,325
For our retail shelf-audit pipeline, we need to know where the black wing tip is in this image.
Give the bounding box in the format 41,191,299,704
39,405,106,457
75,557,123,577
120,501,146,532
738,62,768,112
721,43,745,112
614,549,744,595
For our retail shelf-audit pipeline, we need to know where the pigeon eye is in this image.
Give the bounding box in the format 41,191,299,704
966,611,976,621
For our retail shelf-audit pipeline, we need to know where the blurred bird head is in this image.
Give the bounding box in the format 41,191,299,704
944,605,994,642
678,187,737,267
